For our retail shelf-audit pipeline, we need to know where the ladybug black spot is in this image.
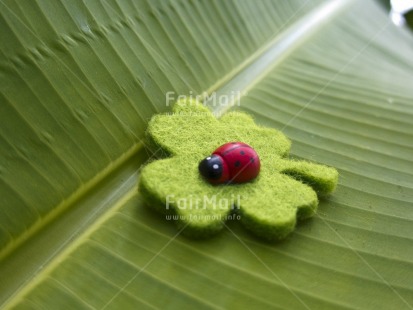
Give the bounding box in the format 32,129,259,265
240,150,245,155
234,160,241,167
250,157,254,163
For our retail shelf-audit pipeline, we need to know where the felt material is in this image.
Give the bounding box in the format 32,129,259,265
139,99,338,240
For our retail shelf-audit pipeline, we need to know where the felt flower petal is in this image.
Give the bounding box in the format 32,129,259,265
146,102,217,157
240,172,318,240
279,160,339,195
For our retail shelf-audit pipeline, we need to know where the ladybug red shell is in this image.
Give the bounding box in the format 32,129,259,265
198,142,260,184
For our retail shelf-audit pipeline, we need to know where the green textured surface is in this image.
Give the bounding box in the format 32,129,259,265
139,99,338,240
1,0,413,309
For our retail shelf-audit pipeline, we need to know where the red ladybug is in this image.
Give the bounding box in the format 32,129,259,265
198,142,260,184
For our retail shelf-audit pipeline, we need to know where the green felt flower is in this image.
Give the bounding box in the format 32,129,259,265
139,99,338,240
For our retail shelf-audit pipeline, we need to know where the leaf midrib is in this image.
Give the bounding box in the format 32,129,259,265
204,0,356,114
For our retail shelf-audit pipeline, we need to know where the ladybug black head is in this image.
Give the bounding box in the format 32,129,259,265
198,155,223,181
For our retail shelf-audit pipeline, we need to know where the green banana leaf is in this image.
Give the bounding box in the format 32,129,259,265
1,0,413,309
